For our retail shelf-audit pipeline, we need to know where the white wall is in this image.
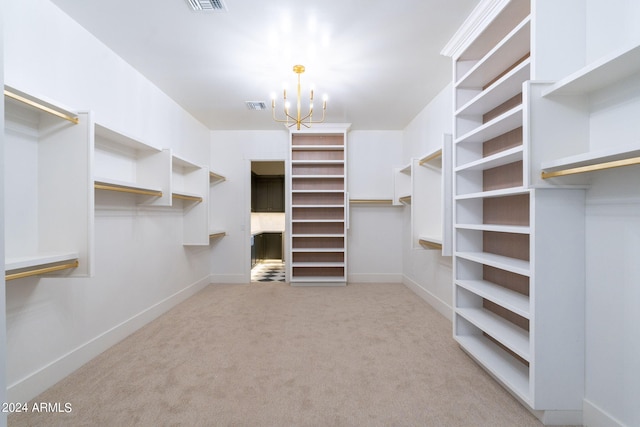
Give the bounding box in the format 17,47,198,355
583,174,640,427
4,0,211,402
401,84,454,319
210,130,289,283
1,1,8,424
210,129,404,284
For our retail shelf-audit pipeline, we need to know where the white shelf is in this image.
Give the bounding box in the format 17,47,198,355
292,189,344,193
291,234,345,238
208,230,226,239
456,58,530,116
418,148,443,168
172,190,203,203
292,160,344,165
455,334,530,404
455,105,523,145
540,144,640,179
291,248,345,253
455,187,529,201
455,223,530,234
456,17,531,90
418,236,443,250
291,145,344,151
456,146,524,172
291,175,345,179
292,204,344,209
292,219,344,223
5,252,79,271
291,262,345,268
94,177,163,197
543,42,640,96
209,171,226,183
399,163,412,175
95,123,160,153
456,251,530,276
456,279,530,319
172,154,201,170
456,307,530,362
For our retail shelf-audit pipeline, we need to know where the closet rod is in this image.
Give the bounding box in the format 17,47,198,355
349,199,393,205
95,182,163,197
419,239,443,250
541,156,640,179
172,193,203,203
4,89,79,124
209,232,226,239
6,260,79,281
419,149,443,165
209,172,226,182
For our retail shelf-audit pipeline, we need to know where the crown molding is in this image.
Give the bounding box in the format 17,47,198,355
441,0,511,59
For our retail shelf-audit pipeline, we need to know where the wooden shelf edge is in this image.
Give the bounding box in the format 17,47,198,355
209,231,226,239
541,155,640,179
349,199,394,205
172,193,203,203
419,149,443,166
418,238,443,250
209,172,226,182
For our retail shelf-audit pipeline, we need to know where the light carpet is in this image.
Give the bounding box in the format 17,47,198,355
9,282,546,426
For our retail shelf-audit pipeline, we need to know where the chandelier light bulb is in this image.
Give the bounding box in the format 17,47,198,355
271,64,328,130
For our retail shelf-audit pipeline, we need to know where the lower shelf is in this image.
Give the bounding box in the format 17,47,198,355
290,276,347,287
455,333,530,405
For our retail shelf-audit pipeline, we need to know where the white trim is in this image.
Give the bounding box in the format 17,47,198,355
402,275,453,321
583,399,625,427
7,275,211,402
441,0,510,59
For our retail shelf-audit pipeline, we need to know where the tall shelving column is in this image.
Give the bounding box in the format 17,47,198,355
288,126,349,286
446,1,585,422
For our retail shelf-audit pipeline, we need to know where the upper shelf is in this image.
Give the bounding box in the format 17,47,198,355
543,42,640,97
419,149,443,168
95,122,160,153
4,85,79,124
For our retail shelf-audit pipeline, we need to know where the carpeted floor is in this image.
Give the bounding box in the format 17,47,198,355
9,282,547,427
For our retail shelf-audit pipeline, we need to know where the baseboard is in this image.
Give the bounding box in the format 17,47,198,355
209,274,248,284
7,275,211,402
583,399,625,427
347,273,403,283
402,275,452,321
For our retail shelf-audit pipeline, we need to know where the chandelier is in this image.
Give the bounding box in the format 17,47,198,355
271,65,327,130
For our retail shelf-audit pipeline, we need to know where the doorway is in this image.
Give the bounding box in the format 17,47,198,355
250,161,285,282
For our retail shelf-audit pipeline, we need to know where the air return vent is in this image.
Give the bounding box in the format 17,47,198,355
245,101,267,111
185,0,228,12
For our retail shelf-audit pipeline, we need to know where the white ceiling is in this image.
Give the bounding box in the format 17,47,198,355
50,0,478,131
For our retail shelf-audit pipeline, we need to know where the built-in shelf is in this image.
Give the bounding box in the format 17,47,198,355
291,144,344,151
543,42,640,97
541,145,640,179
291,248,345,253
456,17,531,90
455,105,523,145
172,191,203,203
209,231,226,239
456,59,531,116
209,171,226,183
455,223,530,234
456,251,530,276
456,146,524,172
94,178,163,197
455,187,529,201
5,253,79,281
418,236,443,250
456,279,530,319
418,149,443,168
457,307,530,362
399,163,412,175
455,335,530,404
4,86,78,124
349,199,394,205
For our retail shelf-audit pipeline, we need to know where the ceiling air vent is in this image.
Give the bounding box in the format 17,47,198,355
245,101,267,111
185,0,228,12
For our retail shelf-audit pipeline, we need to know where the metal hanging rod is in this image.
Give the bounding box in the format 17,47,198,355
541,156,640,179
6,260,79,281
349,199,394,205
95,182,163,197
172,193,203,203
4,89,79,124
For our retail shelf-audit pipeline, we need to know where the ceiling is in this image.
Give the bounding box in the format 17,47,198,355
50,0,478,131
